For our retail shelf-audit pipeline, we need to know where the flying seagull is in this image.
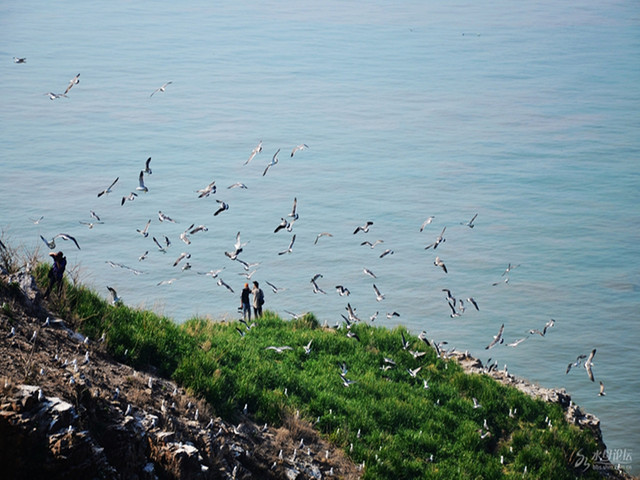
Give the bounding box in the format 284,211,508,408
150,81,172,97
136,171,148,192
216,277,234,293
158,211,176,223
461,213,478,228
565,354,587,374
106,286,121,305
290,144,309,157
598,381,605,396
373,284,385,302
353,221,373,234
584,348,596,382
214,200,229,216
263,149,280,176
196,181,216,198
64,73,80,94
244,140,262,165
55,233,80,250
97,177,119,197
419,216,435,232
425,227,446,250
137,219,151,237
363,267,377,279
144,157,152,174
314,232,333,244
485,324,504,350
434,256,448,273
121,192,138,205
44,92,68,100
278,234,296,255
13,57,27,64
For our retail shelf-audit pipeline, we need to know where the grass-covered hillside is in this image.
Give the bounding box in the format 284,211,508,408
33,262,603,480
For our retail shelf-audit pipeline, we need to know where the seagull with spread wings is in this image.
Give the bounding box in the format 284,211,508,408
150,81,172,97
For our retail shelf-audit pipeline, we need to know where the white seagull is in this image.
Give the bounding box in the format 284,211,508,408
373,284,385,302
44,92,68,100
158,211,176,223
485,324,504,350
136,219,151,237
106,286,121,305
214,200,229,216
461,213,478,228
353,221,373,234
263,149,280,176
64,73,80,94
314,232,333,244
150,81,172,97
419,216,435,232
278,234,296,255
584,348,596,382
425,227,446,250
363,267,377,279
97,177,119,197
121,192,138,205
144,157,152,174
136,171,148,192
434,256,448,273
196,181,216,198
245,140,263,165
290,143,309,157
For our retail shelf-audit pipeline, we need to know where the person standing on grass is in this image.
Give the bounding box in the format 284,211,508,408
240,283,252,321
252,281,264,318
44,251,66,298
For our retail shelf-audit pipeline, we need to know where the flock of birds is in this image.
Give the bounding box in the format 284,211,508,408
6,58,610,478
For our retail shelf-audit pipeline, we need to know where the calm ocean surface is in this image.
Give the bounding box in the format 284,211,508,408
1,0,639,473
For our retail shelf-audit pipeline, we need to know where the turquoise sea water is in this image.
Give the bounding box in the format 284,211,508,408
1,0,639,474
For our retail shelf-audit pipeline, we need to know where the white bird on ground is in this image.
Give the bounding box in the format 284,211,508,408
265,346,293,354
150,81,172,97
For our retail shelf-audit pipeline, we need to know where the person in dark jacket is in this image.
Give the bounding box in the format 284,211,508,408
44,251,66,298
240,283,252,321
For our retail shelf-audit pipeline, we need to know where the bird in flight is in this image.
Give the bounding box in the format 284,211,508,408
278,234,296,255
353,221,373,234
144,157,152,174
485,324,504,350
263,149,280,176
107,286,121,305
13,57,26,64
584,349,597,382
290,144,309,157
44,92,68,100
434,256,448,273
137,171,148,192
314,232,333,244
245,140,262,165
425,227,446,250
64,73,80,94
150,81,172,97
97,177,119,197
419,216,435,232
461,213,478,228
